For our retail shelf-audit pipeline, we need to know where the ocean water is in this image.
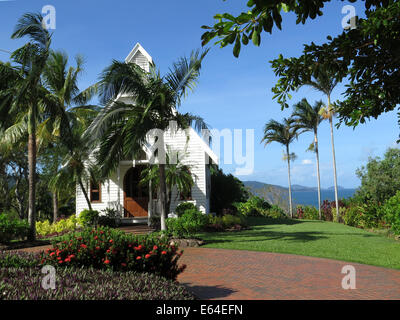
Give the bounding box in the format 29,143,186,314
292,189,357,208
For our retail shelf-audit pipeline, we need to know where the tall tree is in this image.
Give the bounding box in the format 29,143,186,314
0,13,52,240
39,50,99,218
292,99,324,219
85,50,208,231
262,117,298,217
271,61,341,220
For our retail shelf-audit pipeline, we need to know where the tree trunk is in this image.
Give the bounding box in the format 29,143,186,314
159,163,167,231
328,95,340,221
286,145,293,218
79,178,92,211
315,130,322,220
52,192,59,223
27,110,37,241
329,116,340,221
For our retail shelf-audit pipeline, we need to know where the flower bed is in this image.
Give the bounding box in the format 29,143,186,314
0,251,194,300
0,253,193,300
41,226,186,280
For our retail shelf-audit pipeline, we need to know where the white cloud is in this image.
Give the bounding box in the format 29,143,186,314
301,159,313,165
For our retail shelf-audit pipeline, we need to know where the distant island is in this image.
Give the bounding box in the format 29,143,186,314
243,181,357,209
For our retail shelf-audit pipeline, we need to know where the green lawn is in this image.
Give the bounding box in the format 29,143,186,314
197,217,400,270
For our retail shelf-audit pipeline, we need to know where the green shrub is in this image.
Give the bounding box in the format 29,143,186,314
359,203,383,229
332,207,347,223
207,214,247,229
380,191,400,234
78,209,99,227
296,205,319,220
234,196,271,217
36,216,78,237
174,202,197,217
342,206,363,227
263,205,286,219
40,226,186,280
166,209,207,238
98,208,120,228
0,214,29,243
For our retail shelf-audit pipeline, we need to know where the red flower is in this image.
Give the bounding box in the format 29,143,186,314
58,260,63,264
161,251,167,255
136,256,141,260
64,258,71,262
121,263,127,267
145,254,151,259
49,252,55,257
109,239,113,243
95,246,100,250
153,245,158,250
69,254,75,259
104,259,110,264
80,244,87,249
94,236,98,240
106,249,111,253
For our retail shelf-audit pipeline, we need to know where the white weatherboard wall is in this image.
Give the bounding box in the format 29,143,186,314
75,127,213,216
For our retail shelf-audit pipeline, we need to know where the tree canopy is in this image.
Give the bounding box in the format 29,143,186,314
202,0,400,134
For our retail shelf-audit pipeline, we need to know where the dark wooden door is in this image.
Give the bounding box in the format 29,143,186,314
123,166,149,217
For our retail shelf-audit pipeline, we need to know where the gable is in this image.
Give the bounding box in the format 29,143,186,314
125,43,153,72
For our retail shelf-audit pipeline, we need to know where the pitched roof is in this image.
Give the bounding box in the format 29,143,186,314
125,43,153,64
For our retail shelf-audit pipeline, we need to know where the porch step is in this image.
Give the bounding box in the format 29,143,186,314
120,217,148,225
118,225,155,235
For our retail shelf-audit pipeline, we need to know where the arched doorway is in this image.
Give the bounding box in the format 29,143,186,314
123,166,149,217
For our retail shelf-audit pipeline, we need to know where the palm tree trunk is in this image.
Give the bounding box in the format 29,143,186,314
159,163,167,231
314,130,322,220
286,145,293,218
52,192,59,223
27,108,37,241
79,178,92,211
328,95,340,221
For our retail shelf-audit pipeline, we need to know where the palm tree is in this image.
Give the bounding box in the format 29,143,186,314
40,50,99,217
262,118,298,217
292,98,324,219
2,48,99,221
0,13,53,240
299,69,340,220
140,148,194,218
85,49,208,231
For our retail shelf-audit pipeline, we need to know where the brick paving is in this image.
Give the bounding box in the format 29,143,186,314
14,236,400,300
178,247,400,300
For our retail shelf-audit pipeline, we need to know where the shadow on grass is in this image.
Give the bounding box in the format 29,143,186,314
181,283,237,299
202,230,329,245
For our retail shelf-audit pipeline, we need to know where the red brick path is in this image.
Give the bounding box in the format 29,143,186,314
178,248,400,300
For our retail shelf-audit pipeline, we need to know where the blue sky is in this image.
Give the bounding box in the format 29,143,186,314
0,0,398,188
